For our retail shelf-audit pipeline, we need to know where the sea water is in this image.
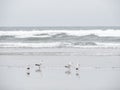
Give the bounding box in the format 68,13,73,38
0,27,120,48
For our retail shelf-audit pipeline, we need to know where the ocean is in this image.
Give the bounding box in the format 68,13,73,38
0,27,120,48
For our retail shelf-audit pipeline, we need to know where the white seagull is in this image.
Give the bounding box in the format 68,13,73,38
75,64,80,70
65,61,73,69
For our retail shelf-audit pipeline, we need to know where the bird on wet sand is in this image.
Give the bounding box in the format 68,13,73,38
35,60,43,67
27,65,30,70
35,63,42,67
65,61,73,69
27,67,30,70
35,61,43,70
75,64,80,71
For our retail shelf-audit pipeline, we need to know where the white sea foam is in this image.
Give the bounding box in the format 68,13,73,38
0,30,120,38
0,42,120,48
94,42,120,46
0,42,62,48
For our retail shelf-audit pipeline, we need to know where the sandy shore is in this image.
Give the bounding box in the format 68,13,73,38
0,47,120,56
0,47,120,90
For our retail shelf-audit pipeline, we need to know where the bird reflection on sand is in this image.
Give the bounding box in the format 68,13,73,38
65,70,72,77
35,68,42,72
65,61,73,70
27,72,30,76
35,69,43,77
75,71,80,78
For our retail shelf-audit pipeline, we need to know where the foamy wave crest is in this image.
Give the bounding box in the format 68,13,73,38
0,29,120,48
0,42,61,48
0,42,120,48
0,30,120,38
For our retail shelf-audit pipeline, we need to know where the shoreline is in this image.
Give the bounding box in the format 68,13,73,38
0,47,120,56
0,45,120,49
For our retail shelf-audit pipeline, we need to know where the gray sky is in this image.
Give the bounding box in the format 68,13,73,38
0,0,120,26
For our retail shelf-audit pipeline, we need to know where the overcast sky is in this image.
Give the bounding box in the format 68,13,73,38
0,0,120,26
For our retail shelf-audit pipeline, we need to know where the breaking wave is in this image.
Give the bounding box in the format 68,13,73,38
0,30,120,38
0,28,120,48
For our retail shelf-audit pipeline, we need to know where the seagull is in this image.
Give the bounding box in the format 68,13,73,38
35,63,42,69
35,60,43,66
65,61,73,69
27,65,30,70
27,67,30,70
35,63,42,67
35,60,43,70
75,64,80,70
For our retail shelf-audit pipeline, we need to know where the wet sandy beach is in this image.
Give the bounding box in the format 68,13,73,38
0,48,120,90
